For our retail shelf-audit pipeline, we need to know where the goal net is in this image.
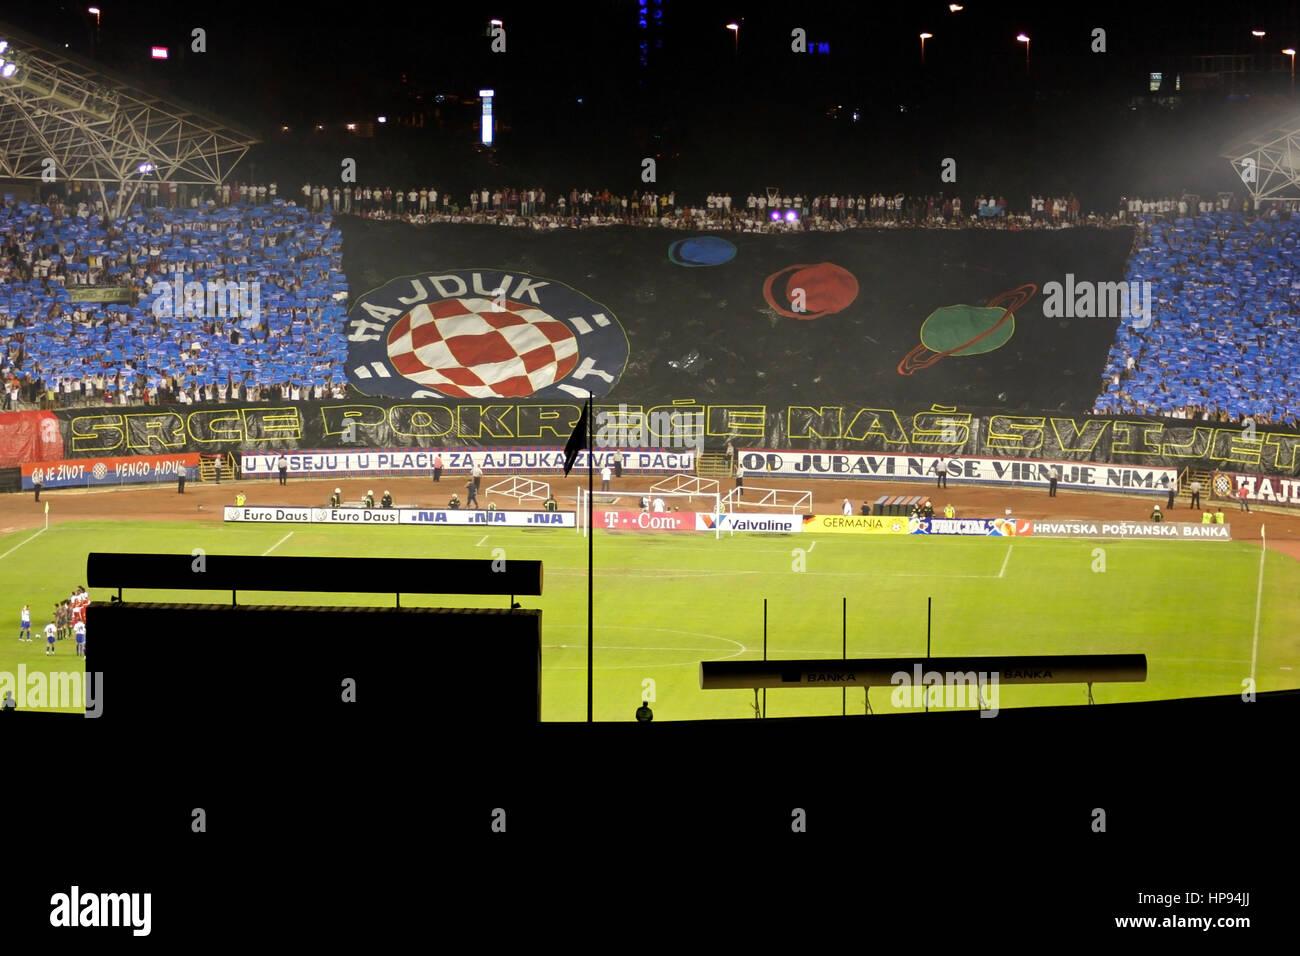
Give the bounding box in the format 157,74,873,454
484,475,550,503
719,485,812,514
575,487,721,538
650,472,721,502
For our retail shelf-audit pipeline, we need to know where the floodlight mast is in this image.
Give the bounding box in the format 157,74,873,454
1220,113,1300,205
0,20,260,215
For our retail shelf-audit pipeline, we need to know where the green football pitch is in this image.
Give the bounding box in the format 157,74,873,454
2,520,1298,718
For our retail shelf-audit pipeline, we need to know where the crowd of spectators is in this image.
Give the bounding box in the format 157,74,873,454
1,188,347,410
330,182,1140,233
7,176,1300,427
1118,194,1236,220
1095,207,1300,429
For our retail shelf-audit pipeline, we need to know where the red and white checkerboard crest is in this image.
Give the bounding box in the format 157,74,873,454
347,270,628,399
387,298,578,399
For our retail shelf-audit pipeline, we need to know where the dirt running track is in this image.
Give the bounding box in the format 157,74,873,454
3,475,1299,563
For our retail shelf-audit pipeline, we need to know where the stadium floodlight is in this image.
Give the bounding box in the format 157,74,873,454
920,32,932,65
949,3,963,11
0,61,14,80
479,89,494,145
0,40,8,54
137,162,155,174
151,47,168,60
377,115,386,123
1252,30,1266,38
1286,49,1296,93
1017,33,1030,73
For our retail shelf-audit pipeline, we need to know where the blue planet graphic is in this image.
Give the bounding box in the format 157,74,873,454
668,236,737,267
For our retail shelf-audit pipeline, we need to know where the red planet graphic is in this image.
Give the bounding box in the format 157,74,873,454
762,262,859,319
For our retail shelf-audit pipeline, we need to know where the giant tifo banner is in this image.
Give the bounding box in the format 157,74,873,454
239,447,692,477
22,453,199,490
0,410,63,469
45,400,1300,481
740,449,1178,496
52,399,1300,479
334,221,1134,411
1211,470,1300,509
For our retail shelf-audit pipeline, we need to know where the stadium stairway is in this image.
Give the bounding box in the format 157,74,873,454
199,453,238,482
695,452,732,478
1183,468,1214,505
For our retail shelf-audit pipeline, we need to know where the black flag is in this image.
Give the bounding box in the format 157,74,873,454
563,402,589,476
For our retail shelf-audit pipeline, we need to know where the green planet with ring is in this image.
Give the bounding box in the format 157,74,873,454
897,283,1037,375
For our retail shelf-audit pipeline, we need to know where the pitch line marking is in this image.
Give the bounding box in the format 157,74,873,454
542,626,748,670
1250,543,1265,685
0,527,47,560
262,532,294,556
808,541,816,552
998,544,1013,578
547,645,734,653
476,535,489,546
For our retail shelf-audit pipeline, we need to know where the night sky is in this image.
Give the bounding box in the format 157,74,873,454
6,3,1300,211
10,1,1300,126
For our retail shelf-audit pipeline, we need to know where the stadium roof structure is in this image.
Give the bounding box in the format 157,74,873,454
1220,110,1300,204
0,20,260,217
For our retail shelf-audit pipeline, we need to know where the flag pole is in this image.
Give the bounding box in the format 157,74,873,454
586,391,594,722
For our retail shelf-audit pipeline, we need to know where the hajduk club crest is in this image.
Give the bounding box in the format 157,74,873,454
346,269,629,400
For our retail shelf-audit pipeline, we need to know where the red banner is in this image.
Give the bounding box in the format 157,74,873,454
0,411,62,469
21,453,200,489
597,510,695,532
1211,471,1300,508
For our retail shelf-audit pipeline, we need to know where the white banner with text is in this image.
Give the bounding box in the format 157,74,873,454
240,448,694,476
223,506,575,527
737,450,1178,494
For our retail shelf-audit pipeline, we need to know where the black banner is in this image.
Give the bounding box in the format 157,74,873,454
50,399,1300,477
